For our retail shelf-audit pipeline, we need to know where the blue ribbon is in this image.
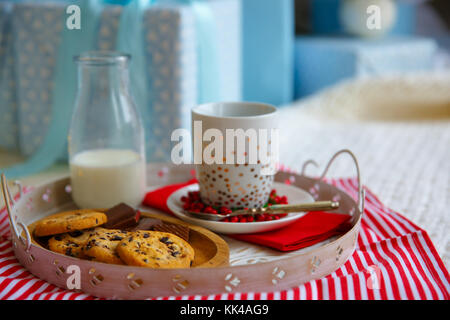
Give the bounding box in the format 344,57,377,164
116,0,155,153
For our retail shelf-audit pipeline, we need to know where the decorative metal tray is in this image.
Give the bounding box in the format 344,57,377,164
1,150,364,299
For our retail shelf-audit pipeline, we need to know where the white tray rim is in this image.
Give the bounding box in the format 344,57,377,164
2,150,364,299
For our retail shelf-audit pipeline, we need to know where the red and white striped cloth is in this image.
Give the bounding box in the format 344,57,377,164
0,178,449,300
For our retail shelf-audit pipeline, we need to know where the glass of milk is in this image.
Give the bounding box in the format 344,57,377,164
69,52,146,209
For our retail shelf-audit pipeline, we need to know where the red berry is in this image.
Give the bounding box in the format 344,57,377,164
188,191,200,201
219,207,228,214
192,202,204,210
181,191,287,223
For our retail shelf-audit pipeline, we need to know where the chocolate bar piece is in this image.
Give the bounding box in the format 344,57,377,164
152,223,190,242
128,217,163,231
103,203,140,229
128,217,190,242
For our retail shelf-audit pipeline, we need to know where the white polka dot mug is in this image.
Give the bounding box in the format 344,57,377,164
191,102,279,209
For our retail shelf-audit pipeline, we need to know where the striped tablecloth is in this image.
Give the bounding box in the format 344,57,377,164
0,178,449,300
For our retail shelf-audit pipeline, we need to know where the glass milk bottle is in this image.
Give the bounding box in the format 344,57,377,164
69,52,146,208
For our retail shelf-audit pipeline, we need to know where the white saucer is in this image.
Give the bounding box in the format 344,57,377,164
166,182,314,234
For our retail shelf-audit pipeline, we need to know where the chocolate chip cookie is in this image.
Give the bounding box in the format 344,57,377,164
34,210,107,237
83,228,129,265
117,231,194,268
48,230,92,258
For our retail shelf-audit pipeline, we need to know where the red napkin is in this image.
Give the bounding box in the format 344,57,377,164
143,178,197,213
142,180,352,252
232,212,351,251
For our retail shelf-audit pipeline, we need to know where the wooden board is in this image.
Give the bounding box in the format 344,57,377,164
27,210,230,269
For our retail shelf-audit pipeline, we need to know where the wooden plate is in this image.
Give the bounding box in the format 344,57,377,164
27,210,230,268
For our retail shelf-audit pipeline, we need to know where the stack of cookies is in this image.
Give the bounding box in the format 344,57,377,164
33,205,195,268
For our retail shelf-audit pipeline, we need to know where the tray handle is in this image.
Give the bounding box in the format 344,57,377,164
301,149,365,214
1,173,31,251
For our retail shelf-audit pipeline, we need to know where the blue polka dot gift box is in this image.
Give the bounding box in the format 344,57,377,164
0,3,19,151
11,3,65,156
8,0,241,162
